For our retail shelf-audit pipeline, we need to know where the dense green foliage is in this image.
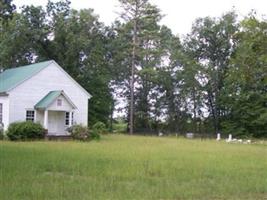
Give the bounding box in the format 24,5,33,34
6,121,45,141
92,121,107,134
0,0,16,26
0,135,266,199
68,124,101,141
0,0,266,137
184,12,239,134
0,129,3,140
221,15,267,137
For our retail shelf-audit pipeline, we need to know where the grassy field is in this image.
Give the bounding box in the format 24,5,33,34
0,135,266,200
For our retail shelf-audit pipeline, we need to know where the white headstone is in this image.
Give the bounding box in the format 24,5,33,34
186,133,194,139
228,134,232,141
216,133,221,141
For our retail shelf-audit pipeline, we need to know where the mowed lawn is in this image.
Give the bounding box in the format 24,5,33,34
0,135,266,200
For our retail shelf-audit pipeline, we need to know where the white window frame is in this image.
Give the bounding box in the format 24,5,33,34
65,112,74,126
57,99,62,106
26,110,35,122
65,112,70,126
71,112,74,125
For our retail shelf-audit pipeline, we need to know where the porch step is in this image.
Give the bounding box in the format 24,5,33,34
45,135,72,141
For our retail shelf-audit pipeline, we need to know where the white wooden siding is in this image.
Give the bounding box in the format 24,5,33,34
0,96,9,131
8,63,89,127
48,95,73,111
36,110,44,126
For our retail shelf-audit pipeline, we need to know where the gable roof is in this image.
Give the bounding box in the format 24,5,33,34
0,60,91,98
0,60,53,93
34,90,76,110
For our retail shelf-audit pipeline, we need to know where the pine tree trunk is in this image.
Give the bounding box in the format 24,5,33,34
129,17,137,135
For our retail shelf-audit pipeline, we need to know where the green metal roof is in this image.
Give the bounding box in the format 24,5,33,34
35,90,77,110
0,60,53,93
34,90,62,109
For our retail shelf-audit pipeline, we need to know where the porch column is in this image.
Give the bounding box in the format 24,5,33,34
44,110,48,129
69,111,73,127
34,110,37,123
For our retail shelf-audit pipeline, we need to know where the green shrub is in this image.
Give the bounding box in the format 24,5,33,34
0,130,4,140
113,122,127,133
0,123,5,140
90,130,101,140
68,124,89,141
7,121,45,141
92,121,107,134
221,121,251,138
68,124,101,141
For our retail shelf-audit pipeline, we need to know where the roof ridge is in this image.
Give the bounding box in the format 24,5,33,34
4,60,54,72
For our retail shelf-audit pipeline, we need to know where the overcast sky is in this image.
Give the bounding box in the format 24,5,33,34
14,0,267,36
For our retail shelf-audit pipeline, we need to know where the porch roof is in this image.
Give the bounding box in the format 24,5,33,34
34,90,76,110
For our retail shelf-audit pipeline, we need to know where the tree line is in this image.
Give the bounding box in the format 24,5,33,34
0,0,266,137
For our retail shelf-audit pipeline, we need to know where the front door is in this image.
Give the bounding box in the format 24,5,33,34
48,111,62,134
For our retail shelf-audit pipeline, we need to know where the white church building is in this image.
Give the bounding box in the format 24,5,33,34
0,60,91,135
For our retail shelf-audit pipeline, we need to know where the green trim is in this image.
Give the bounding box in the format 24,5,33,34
34,91,62,109
0,60,53,93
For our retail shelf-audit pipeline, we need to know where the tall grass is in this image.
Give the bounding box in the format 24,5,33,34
0,135,266,200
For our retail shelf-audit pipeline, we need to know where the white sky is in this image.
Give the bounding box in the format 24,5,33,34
14,0,267,36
